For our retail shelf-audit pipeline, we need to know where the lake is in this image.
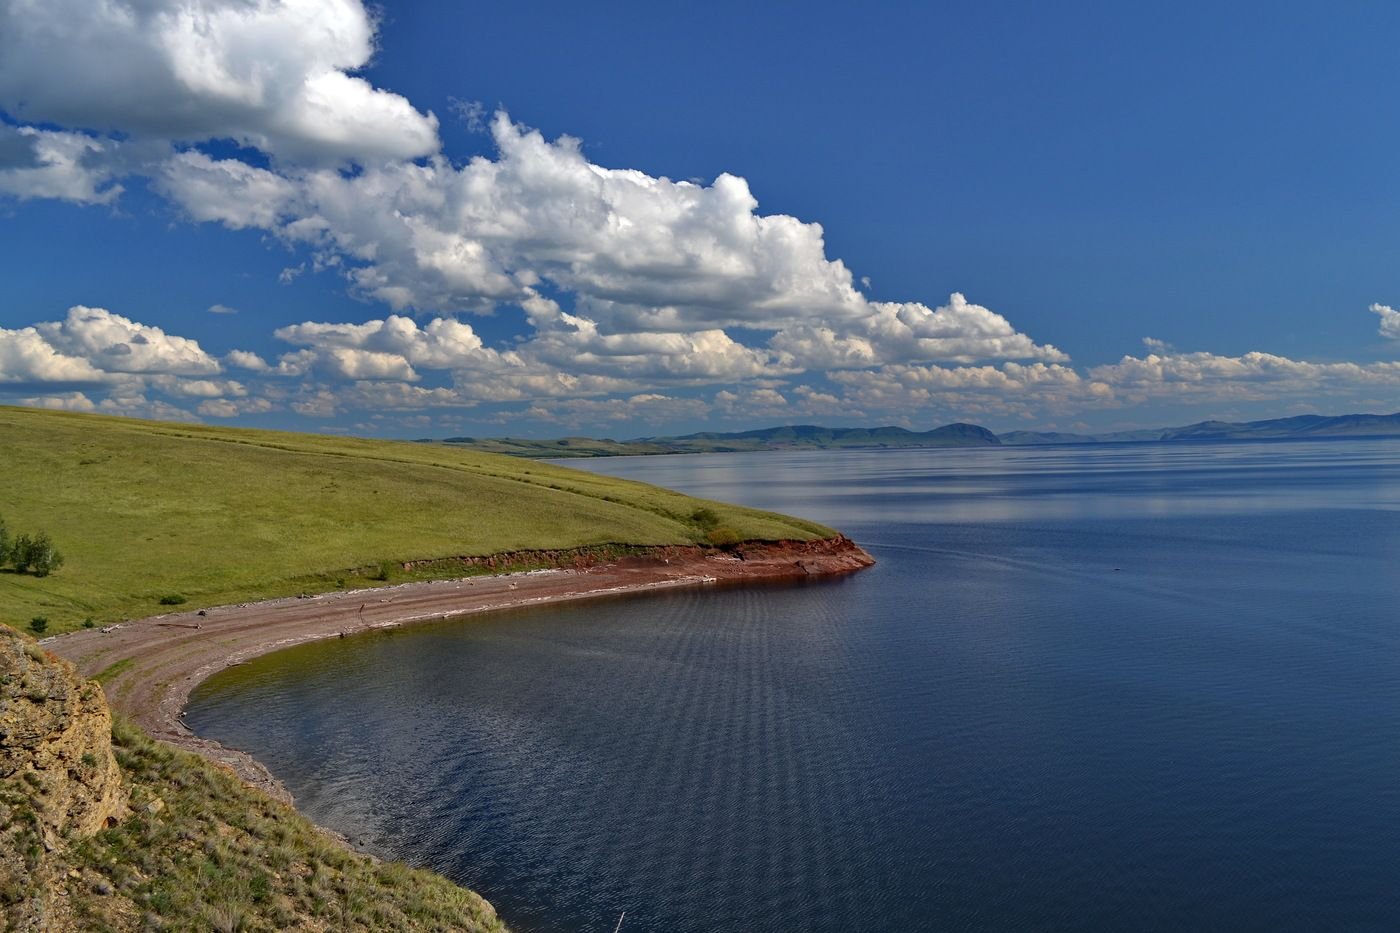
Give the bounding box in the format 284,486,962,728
186,440,1400,931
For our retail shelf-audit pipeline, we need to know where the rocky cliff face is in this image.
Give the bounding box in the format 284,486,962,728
0,630,127,930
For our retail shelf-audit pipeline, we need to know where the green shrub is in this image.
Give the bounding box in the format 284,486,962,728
29,616,48,635
705,525,741,548
10,532,32,572
371,561,394,582
159,594,188,606
10,530,63,577
690,507,721,530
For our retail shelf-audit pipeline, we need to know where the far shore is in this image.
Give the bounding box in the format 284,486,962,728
46,537,873,804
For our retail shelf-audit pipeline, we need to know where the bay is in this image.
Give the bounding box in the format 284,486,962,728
186,440,1400,931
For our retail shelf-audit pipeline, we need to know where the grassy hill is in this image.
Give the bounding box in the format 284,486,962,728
0,407,832,633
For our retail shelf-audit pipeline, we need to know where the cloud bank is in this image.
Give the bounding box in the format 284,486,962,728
7,304,1399,430
0,0,1397,431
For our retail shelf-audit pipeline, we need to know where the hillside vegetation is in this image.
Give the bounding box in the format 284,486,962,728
0,407,832,633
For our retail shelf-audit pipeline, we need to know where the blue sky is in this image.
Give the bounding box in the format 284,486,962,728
3,0,1400,437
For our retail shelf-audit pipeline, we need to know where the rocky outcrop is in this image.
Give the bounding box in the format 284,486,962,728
0,630,127,929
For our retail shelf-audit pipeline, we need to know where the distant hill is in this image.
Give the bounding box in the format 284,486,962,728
1161,412,1400,440
434,422,1001,457
998,428,1161,445
999,412,1400,445
428,411,1400,460
657,422,1001,450
433,436,677,458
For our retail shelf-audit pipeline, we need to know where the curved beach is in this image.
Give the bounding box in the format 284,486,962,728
47,537,872,803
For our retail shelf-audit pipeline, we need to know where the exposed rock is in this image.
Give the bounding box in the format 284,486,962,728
0,629,127,930
400,535,876,576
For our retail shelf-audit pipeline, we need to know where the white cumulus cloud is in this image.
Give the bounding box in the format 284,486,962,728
1090,346,1400,403
17,391,97,411
0,325,107,384
519,393,710,427
0,125,125,204
0,0,438,165
1371,303,1400,340
157,113,1064,391
36,306,221,376
829,361,1111,421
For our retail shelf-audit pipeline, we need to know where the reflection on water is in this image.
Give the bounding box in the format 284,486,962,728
579,440,1400,526
188,439,1400,932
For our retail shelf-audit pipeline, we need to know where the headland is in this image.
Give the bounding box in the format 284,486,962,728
48,536,873,802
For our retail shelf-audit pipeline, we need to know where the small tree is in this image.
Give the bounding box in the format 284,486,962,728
11,532,63,577
10,533,33,573
29,616,48,635
27,533,63,578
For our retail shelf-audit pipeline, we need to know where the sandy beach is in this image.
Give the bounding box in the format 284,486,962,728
47,537,873,803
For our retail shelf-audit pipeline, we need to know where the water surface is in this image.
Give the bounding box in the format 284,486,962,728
188,440,1400,931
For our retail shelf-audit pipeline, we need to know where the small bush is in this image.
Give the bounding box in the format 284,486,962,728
705,525,741,548
29,616,48,635
158,594,188,606
10,533,33,573
82,617,95,629
690,507,721,530
9,530,63,577
371,561,394,582
204,903,248,933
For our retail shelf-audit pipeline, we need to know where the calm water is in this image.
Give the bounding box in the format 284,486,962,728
187,440,1400,931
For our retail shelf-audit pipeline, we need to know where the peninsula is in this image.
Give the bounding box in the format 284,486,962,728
0,406,872,930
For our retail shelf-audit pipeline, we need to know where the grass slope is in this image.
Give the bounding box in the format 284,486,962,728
0,407,832,633
1,708,506,932
84,715,507,931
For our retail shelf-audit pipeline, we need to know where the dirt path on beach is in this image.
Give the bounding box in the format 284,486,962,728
47,537,873,802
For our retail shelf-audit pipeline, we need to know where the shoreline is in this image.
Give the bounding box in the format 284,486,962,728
46,536,873,804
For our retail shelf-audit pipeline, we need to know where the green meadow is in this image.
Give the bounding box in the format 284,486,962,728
0,407,831,633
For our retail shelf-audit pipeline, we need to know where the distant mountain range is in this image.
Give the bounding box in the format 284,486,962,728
1000,411,1400,445
427,411,1400,458
434,422,999,458
658,422,999,448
